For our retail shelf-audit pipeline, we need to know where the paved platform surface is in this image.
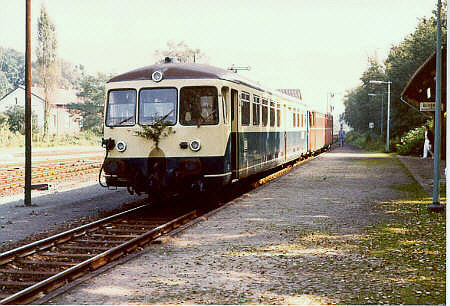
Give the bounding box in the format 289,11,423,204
46,144,444,305
396,155,446,197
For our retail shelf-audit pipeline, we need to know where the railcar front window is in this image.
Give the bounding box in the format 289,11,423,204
180,86,218,125
106,89,137,126
139,88,177,125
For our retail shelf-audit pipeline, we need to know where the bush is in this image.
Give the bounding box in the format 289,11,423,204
396,125,426,156
4,105,40,134
345,130,385,152
0,121,23,147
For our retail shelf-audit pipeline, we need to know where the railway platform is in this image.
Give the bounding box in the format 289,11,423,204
43,144,445,305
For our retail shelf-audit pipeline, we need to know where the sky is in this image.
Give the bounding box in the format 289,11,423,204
0,0,440,113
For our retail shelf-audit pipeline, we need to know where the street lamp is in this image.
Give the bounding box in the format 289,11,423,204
368,93,384,136
370,80,391,152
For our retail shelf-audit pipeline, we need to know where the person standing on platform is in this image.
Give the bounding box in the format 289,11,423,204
423,125,434,159
338,126,346,148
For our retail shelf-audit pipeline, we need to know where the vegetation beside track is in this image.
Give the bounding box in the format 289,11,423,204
0,125,100,148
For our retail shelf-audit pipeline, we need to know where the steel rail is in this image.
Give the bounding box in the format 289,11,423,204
0,202,149,265
0,207,197,305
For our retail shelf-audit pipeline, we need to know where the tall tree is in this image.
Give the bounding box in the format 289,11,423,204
67,73,109,135
36,4,59,139
154,41,206,64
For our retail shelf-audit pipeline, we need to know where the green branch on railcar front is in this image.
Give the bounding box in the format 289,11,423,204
133,112,175,149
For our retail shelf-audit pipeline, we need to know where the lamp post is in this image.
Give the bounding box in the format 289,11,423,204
370,80,391,152
368,93,384,137
429,0,444,212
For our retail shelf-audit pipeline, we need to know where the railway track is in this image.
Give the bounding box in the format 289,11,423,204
0,201,198,305
0,158,102,195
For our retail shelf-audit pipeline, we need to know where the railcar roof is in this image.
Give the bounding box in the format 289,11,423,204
108,63,306,106
109,63,250,84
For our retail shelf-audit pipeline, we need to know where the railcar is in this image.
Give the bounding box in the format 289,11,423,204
100,63,332,198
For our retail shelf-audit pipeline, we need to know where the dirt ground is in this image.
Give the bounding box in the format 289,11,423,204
48,145,414,304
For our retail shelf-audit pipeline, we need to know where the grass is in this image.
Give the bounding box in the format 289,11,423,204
0,130,101,149
349,186,446,304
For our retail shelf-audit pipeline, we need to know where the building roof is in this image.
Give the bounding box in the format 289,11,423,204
0,86,80,106
401,47,446,112
31,86,80,105
276,89,302,100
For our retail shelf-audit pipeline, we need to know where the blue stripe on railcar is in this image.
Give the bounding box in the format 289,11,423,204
236,131,307,177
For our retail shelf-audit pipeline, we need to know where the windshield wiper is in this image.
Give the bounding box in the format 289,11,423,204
119,115,134,125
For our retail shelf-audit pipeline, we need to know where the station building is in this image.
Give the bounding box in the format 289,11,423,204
0,85,82,135
401,47,446,157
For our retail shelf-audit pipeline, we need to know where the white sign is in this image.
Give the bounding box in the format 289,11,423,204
420,102,435,112
369,122,374,129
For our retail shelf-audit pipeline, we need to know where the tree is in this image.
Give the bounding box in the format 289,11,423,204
384,12,447,137
4,105,39,134
0,71,11,98
154,41,206,64
343,4,447,138
0,47,25,88
59,59,84,89
67,73,109,135
36,4,59,139
343,58,386,133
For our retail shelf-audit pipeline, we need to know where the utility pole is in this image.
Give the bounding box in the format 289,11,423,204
24,0,32,206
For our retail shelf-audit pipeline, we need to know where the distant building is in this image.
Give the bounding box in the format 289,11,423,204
0,86,82,135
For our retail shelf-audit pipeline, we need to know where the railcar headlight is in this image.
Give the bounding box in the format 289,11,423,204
189,140,201,152
152,70,163,82
116,140,127,152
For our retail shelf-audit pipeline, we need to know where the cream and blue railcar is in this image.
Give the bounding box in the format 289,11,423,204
101,63,315,197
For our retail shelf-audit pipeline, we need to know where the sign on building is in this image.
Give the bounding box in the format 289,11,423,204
420,102,435,112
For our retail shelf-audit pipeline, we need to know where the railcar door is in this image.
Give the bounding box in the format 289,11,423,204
231,89,239,180
283,104,287,162
307,111,312,153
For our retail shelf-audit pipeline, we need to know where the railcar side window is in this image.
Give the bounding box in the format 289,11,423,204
270,101,275,127
262,99,268,127
106,89,137,127
276,103,281,127
241,92,250,126
253,95,260,126
180,86,218,126
139,88,177,125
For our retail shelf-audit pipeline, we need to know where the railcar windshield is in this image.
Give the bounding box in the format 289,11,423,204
105,89,137,127
139,88,177,125
180,86,218,125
